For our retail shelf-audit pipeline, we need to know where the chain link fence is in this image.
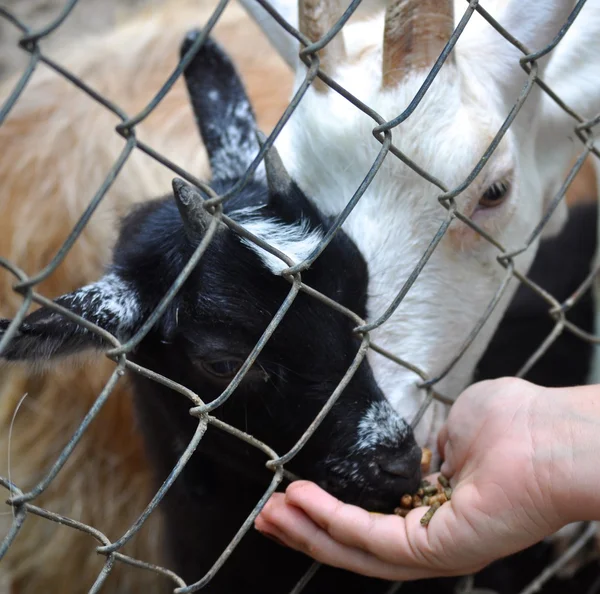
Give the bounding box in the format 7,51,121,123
0,0,599,592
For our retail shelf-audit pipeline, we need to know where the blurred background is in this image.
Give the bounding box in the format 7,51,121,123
0,0,159,77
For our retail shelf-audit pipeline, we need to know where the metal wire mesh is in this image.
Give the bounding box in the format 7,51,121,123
0,0,599,592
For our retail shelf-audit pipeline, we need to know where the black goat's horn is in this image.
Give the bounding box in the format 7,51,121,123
172,178,222,238
256,131,292,196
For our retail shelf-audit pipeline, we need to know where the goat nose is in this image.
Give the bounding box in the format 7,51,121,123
378,446,422,480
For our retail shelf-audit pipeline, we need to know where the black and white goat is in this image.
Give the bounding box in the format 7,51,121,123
0,33,421,592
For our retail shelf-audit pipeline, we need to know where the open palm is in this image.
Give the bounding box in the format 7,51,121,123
255,378,573,581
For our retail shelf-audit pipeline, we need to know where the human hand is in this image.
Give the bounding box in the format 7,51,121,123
255,377,590,580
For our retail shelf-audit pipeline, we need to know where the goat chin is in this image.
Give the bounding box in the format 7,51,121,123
0,1,291,592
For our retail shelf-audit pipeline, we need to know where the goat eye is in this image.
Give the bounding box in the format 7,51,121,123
479,181,510,208
201,359,243,379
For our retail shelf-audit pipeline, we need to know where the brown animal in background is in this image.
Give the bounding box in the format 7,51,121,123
0,1,291,591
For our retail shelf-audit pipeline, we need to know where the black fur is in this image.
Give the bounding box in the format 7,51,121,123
476,201,597,388
182,31,261,184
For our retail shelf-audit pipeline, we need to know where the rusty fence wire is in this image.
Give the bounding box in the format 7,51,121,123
0,0,599,592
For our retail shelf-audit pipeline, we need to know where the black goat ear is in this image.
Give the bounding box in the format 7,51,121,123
0,273,141,363
181,30,260,183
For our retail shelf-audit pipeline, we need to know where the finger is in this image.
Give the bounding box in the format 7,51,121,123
257,491,437,581
254,518,289,547
437,423,459,478
283,481,439,566
437,423,449,459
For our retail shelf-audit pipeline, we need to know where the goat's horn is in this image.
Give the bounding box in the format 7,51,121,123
256,132,293,195
172,178,222,238
299,0,347,93
382,0,454,88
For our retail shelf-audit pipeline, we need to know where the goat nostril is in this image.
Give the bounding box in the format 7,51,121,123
378,458,415,479
378,446,422,480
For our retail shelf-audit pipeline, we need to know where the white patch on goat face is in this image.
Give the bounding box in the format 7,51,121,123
355,400,411,451
232,207,324,274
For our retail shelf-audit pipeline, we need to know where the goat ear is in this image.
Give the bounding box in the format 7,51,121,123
497,0,574,57
181,31,260,183
0,274,141,363
471,1,574,108
237,0,299,70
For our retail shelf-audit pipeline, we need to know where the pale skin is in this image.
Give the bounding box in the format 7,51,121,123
255,377,600,580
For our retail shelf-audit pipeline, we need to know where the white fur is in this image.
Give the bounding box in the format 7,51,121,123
355,400,411,451
69,273,139,336
233,205,324,274
244,0,600,453
209,99,261,179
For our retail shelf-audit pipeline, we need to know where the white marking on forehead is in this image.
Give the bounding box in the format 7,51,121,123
355,400,411,451
207,89,220,102
232,206,324,275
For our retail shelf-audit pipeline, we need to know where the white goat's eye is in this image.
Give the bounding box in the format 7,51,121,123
479,181,510,208
201,359,243,379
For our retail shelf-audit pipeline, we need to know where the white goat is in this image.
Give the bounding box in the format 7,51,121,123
240,0,600,455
